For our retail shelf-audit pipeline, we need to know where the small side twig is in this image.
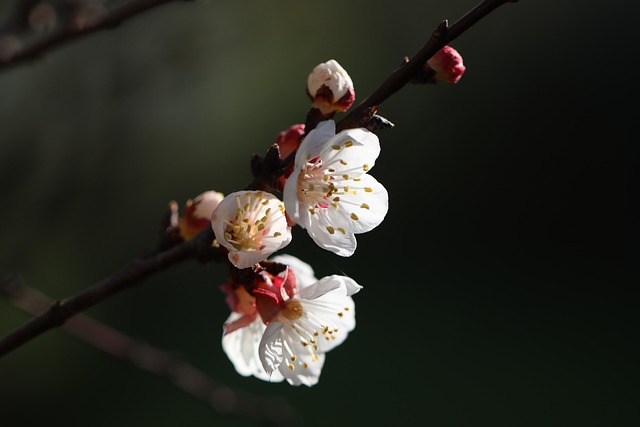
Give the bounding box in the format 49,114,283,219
0,275,301,427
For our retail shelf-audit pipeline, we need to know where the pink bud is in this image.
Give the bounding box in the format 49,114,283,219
427,45,466,84
275,123,305,159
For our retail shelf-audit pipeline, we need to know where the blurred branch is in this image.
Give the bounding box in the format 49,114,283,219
0,275,301,427
0,0,187,73
0,227,223,358
336,0,518,131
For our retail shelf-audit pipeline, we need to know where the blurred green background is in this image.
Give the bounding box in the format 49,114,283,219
0,0,636,426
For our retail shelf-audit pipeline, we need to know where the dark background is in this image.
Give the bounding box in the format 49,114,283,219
1,1,636,426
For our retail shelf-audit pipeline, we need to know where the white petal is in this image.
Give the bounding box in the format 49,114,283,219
306,216,358,257
210,200,235,252
319,128,381,174
221,313,284,383
228,250,273,270
340,276,363,296
301,303,356,353
320,174,389,235
279,353,325,387
269,254,317,287
259,322,285,376
294,120,336,164
298,275,342,300
283,186,314,231
277,328,326,386
295,276,361,353
282,167,303,221
298,275,363,300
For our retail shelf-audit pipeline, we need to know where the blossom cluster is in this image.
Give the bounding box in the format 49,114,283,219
175,49,464,386
206,59,387,386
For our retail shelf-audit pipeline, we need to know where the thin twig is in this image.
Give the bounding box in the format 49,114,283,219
0,275,301,427
0,0,184,73
336,0,517,131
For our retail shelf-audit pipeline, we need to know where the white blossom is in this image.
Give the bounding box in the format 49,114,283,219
221,254,362,386
211,191,292,269
283,120,389,256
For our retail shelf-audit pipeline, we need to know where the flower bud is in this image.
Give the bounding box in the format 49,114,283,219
275,123,305,160
307,59,355,114
178,190,225,241
273,124,305,192
427,45,466,84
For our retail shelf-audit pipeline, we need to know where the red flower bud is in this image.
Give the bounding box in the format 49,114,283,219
427,45,466,84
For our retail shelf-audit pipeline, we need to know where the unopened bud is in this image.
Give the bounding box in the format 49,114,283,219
273,124,305,192
307,59,355,114
275,123,305,160
178,190,225,241
427,45,466,84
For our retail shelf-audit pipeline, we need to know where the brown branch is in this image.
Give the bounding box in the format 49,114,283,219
336,0,518,132
0,227,222,358
0,0,186,73
0,276,301,427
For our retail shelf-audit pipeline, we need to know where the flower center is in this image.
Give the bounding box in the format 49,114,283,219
297,157,337,210
281,300,304,321
223,192,284,251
